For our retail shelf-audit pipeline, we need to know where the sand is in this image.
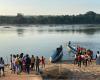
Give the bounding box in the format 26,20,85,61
42,60,100,80
0,60,100,80
0,67,43,80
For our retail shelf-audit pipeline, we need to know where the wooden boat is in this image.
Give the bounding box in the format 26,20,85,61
50,46,63,63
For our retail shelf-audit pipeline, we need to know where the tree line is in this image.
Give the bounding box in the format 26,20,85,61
0,11,100,24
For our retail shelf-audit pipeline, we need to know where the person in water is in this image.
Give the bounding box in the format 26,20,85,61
0,57,5,77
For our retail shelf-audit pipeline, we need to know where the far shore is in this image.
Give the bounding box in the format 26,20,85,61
0,24,100,27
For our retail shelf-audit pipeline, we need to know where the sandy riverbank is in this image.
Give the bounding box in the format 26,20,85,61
42,60,100,80
0,60,100,80
0,67,43,80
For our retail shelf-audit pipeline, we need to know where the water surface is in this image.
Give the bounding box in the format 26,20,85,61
0,24,100,63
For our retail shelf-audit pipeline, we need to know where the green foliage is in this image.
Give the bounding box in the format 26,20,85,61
0,11,100,24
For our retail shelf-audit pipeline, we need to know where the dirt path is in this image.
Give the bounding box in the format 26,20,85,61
0,67,43,80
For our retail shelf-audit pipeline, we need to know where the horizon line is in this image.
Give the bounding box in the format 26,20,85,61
0,11,99,16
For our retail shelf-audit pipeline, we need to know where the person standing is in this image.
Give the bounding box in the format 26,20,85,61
35,56,40,72
25,54,31,74
41,56,45,68
22,56,26,72
31,55,35,70
84,52,89,67
74,53,78,65
19,53,24,72
96,51,100,65
10,54,12,70
77,54,82,67
15,54,20,74
0,57,5,77
12,55,16,74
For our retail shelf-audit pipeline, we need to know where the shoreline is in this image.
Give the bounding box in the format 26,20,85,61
42,60,100,80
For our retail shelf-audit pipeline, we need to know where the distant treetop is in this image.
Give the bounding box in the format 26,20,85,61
0,11,100,24
85,11,96,15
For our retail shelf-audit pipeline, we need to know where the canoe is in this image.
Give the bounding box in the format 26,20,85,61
50,46,63,63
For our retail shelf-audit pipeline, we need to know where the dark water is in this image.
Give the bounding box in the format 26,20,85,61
0,24,100,63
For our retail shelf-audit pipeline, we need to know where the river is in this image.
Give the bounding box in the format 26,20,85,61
0,24,100,63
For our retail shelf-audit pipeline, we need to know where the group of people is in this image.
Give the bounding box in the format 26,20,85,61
74,46,93,67
10,53,45,74
0,43,100,77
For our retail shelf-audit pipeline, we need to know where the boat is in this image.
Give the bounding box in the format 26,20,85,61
68,42,77,54
4,26,10,28
50,45,63,63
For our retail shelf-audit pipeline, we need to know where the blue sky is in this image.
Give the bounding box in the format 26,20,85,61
0,0,100,15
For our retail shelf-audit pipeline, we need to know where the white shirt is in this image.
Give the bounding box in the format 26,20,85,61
97,54,100,58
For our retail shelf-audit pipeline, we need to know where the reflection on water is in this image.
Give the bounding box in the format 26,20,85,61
1,24,100,36
16,28,25,37
0,24,100,63
47,28,99,35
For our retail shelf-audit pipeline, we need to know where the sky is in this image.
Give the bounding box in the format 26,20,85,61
0,0,100,15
